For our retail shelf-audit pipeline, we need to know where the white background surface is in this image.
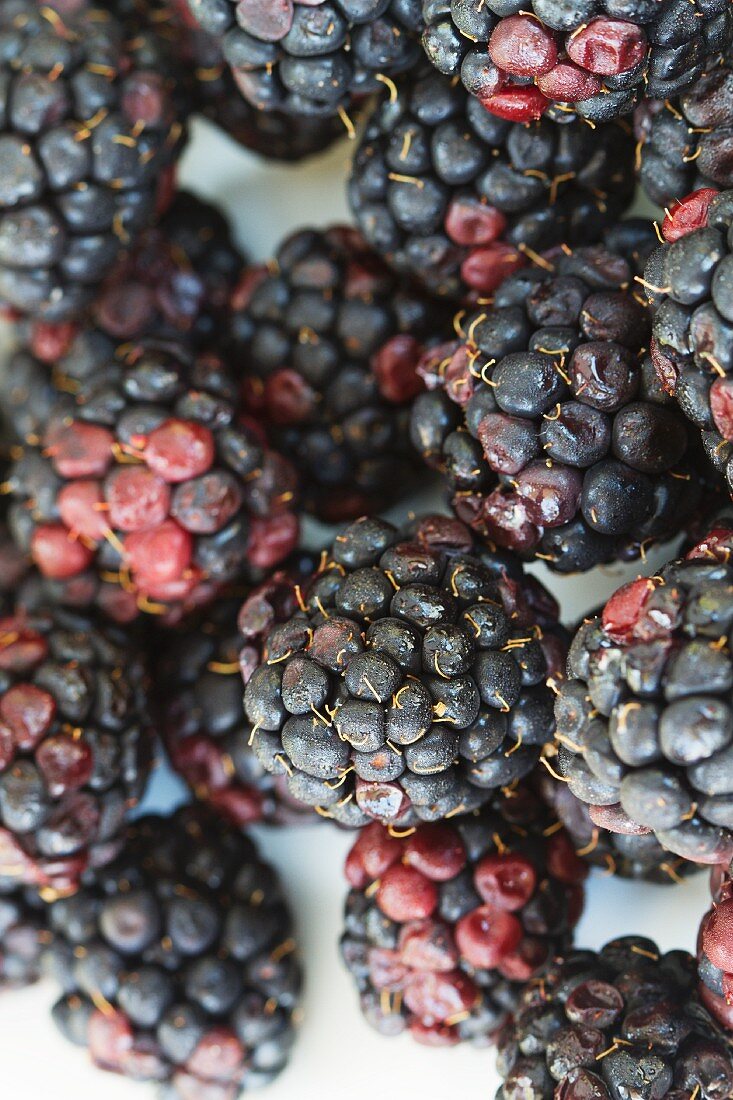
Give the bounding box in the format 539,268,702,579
0,119,714,1099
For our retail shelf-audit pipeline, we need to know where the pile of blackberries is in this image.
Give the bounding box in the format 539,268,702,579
3,2,733,1099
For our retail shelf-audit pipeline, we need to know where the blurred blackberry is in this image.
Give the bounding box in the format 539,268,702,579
4,203,298,622
158,556,318,827
411,222,706,572
340,783,586,1046
644,188,733,498
539,773,699,885
46,805,301,1095
635,67,733,207
2,189,244,467
422,2,733,125
243,512,567,828
162,1,348,160
553,531,733,866
0,886,49,990
348,67,635,301
0,596,150,896
0,0,186,321
180,0,423,118
497,935,733,1100
231,225,444,522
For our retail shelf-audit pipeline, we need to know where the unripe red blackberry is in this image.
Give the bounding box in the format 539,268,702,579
341,783,586,1046
5,195,299,623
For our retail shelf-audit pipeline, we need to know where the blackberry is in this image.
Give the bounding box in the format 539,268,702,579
644,188,733,498
180,0,424,118
4,210,298,624
158,557,318,827
0,886,49,990
539,773,698,885
553,532,733,866
698,859,733,1030
635,66,733,208
166,2,347,160
0,0,186,321
46,805,301,1094
422,2,733,125
242,512,567,828
496,935,733,1100
0,596,151,896
410,222,706,572
2,189,244,450
348,66,636,301
231,225,444,522
340,782,586,1046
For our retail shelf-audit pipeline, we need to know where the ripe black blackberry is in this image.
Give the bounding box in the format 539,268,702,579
0,595,151,895
422,1,733,125
231,225,443,522
698,859,733,1030
180,0,423,118
46,805,301,1094
4,200,298,623
348,67,636,301
635,67,733,208
243,512,567,828
0,0,186,321
410,222,706,573
644,188,733,498
539,774,698,885
496,935,733,1100
0,886,49,990
340,783,586,1046
157,557,318,827
553,530,733,865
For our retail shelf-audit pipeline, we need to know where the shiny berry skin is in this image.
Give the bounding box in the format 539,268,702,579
499,936,733,1099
